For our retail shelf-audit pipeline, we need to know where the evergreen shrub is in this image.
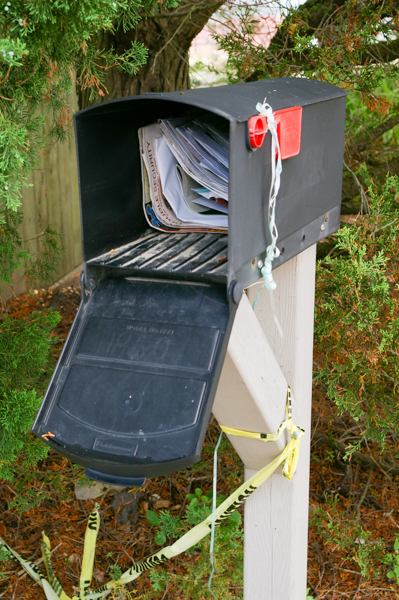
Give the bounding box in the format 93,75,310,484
314,170,399,451
0,309,59,482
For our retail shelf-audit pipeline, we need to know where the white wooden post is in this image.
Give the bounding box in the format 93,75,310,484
212,244,316,600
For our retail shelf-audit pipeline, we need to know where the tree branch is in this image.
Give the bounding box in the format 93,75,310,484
273,0,397,42
79,0,225,107
145,0,225,19
359,36,399,65
313,431,399,477
266,0,399,70
355,110,399,153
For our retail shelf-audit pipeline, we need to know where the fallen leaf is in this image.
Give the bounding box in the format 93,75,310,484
74,481,107,500
154,500,170,510
93,568,105,584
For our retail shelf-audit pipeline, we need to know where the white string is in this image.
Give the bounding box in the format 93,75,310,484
208,430,223,599
255,100,283,294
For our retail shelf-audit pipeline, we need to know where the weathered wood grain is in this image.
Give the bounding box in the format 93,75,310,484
14,92,81,295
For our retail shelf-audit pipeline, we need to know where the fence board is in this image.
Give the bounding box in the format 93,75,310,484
13,92,81,296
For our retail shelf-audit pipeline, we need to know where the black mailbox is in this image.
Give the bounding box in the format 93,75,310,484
32,78,347,486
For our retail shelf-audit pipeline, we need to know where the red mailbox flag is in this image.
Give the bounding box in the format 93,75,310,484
248,106,302,160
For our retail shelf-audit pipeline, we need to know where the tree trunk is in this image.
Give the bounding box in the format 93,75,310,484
79,0,224,109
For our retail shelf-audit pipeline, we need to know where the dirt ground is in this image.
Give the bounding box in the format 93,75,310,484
1,285,398,599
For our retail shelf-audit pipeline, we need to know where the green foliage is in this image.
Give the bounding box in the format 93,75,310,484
306,589,315,600
0,546,12,580
0,309,60,482
310,495,385,578
109,564,123,581
324,449,335,464
0,0,180,287
7,466,73,514
23,225,64,287
0,1,135,212
345,77,399,142
116,0,178,33
147,508,182,545
146,509,161,527
314,171,399,450
0,208,62,504
343,76,399,196
386,536,399,584
144,487,243,599
214,1,398,100
213,0,399,175
0,0,180,508
0,209,28,283
0,209,63,287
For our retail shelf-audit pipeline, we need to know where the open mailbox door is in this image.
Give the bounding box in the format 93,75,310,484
32,78,347,485
33,276,232,485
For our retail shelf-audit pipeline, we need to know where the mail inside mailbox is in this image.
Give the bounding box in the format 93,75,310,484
139,115,230,233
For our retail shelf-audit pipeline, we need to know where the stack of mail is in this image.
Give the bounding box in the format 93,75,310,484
139,116,229,232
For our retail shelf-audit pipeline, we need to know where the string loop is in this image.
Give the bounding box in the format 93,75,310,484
255,100,283,295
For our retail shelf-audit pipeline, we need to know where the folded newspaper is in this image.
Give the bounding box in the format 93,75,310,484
138,116,229,232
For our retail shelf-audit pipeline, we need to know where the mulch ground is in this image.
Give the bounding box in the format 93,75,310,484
1,286,399,599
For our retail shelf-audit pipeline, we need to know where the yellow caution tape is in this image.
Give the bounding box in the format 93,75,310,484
1,387,303,599
80,509,100,597
41,533,69,600
221,387,304,480
0,534,60,600
221,387,293,441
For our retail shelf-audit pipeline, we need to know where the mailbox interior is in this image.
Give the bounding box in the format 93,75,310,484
76,100,230,286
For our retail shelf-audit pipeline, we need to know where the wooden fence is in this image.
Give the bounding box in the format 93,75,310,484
13,92,82,296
